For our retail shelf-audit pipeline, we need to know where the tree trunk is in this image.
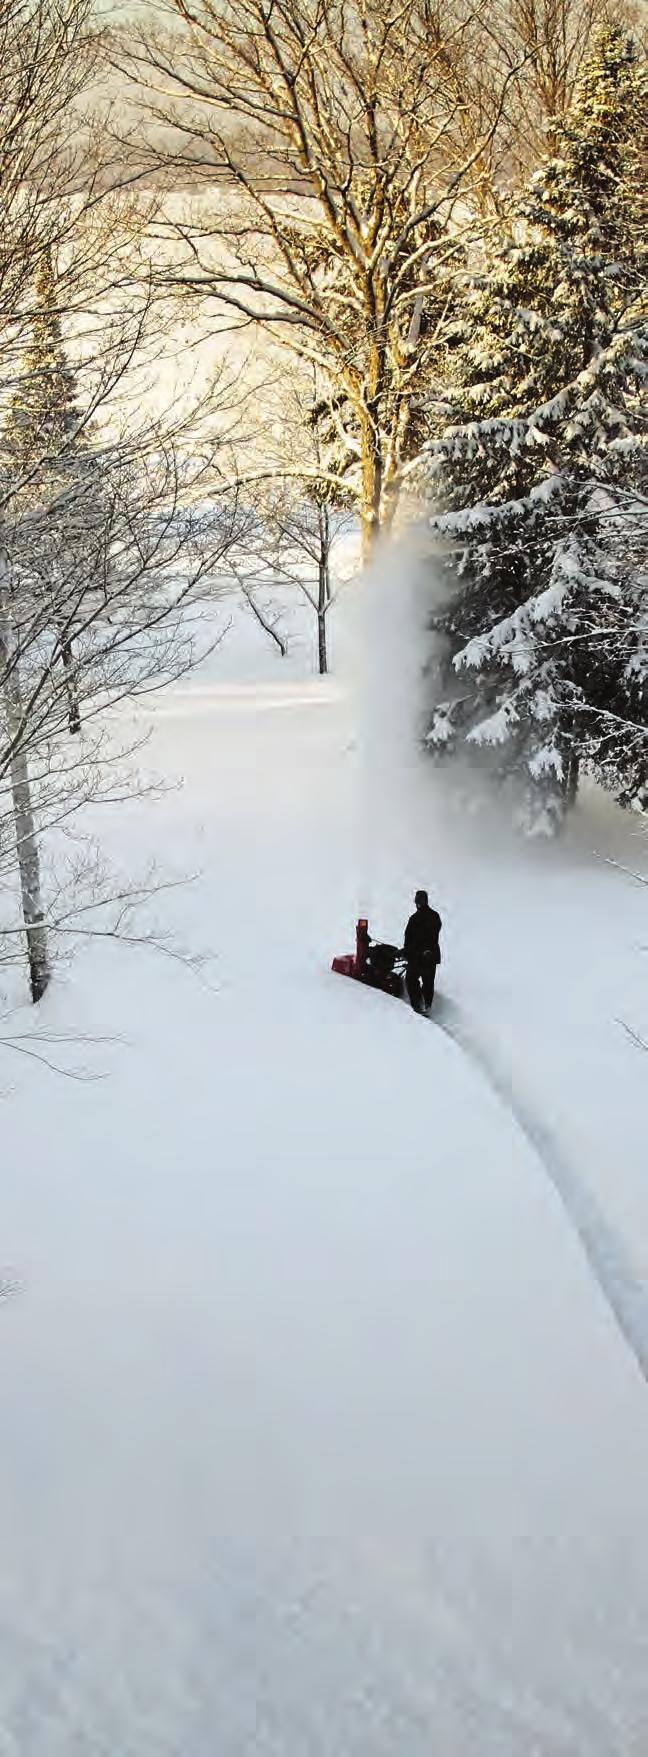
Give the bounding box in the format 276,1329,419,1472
380,392,413,535
562,714,580,810
239,583,288,655
9,739,51,1002
380,473,400,537
52,556,80,734
60,632,81,734
317,504,330,676
0,559,51,1003
566,748,580,808
359,399,383,563
317,605,328,676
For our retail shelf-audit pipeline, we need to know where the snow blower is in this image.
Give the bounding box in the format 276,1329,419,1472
332,919,405,998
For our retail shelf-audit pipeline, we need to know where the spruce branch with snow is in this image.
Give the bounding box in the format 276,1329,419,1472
421,25,648,831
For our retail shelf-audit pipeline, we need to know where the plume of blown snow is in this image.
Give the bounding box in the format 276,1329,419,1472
343,529,437,924
339,526,556,953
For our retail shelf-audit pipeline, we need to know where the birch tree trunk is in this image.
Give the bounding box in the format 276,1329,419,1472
0,554,51,1003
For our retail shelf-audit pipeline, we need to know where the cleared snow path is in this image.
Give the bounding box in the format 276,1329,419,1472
2,662,648,1753
437,995,648,1385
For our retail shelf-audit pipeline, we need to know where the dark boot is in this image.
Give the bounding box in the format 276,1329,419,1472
422,964,436,1010
406,965,422,1012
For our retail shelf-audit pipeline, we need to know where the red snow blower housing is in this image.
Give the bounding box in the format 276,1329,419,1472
332,919,405,998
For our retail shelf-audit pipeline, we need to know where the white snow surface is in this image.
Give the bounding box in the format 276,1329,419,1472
1,579,648,1753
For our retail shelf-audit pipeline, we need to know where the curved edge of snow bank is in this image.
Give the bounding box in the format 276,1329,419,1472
436,994,648,1390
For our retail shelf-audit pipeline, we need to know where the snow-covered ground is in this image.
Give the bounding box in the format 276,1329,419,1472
1,579,648,1754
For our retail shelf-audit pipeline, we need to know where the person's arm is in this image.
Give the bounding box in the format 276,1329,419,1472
403,916,413,956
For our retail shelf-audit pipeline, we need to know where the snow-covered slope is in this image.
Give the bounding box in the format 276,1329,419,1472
1,589,648,1753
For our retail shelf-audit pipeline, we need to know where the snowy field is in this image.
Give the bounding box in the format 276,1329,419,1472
1,579,648,1753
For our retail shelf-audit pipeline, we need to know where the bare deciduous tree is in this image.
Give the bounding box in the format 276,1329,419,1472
0,404,243,1001
236,491,349,675
0,0,246,1005
503,0,631,158
231,370,356,673
117,0,531,557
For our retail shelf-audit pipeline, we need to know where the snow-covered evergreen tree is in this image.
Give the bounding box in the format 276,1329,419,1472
6,251,83,469
3,250,98,734
421,26,647,830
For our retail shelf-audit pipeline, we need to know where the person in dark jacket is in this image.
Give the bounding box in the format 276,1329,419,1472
403,890,442,1014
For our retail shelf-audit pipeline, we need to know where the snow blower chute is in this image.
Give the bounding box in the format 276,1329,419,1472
332,919,405,998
